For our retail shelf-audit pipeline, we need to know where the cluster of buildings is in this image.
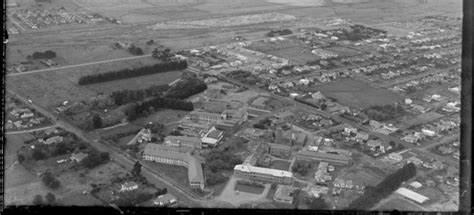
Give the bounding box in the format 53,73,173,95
9,8,87,31
435,141,460,160
402,116,459,144
390,70,459,94
369,120,399,135
5,102,49,130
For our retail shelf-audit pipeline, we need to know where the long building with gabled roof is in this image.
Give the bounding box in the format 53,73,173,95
143,144,205,189
234,164,293,185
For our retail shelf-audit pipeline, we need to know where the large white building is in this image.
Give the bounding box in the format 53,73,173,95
234,164,293,185
395,187,429,204
143,144,205,189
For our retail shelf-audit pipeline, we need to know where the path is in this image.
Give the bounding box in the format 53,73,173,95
5,124,58,135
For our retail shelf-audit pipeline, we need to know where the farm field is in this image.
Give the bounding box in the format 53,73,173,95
314,79,404,110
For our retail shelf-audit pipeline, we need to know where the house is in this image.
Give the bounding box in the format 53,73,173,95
406,156,423,166
120,181,139,192
273,185,296,204
153,193,178,207
421,128,436,137
20,111,34,118
355,132,369,142
43,136,63,145
70,152,88,163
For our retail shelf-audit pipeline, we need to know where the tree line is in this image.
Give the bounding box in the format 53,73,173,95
77,61,188,85
347,163,417,210
28,50,56,60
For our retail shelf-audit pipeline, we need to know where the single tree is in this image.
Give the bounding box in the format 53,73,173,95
132,161,142,177
45,193,56,204
32,194,43,205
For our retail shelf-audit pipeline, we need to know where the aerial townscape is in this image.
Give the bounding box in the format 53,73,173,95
4,0,462,212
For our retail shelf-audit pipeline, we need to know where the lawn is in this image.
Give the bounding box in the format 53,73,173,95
247,40,314,65
144,161,189,188
270,160,291,171
234,184,265,195
313,79,403,110
132,109,189,127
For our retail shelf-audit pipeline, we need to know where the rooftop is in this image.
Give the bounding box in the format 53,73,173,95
234,164,293,178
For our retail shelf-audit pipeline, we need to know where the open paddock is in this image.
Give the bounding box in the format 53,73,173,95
7,72,97,108
313,79,403,110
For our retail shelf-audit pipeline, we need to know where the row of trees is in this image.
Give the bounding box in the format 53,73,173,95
111,84,170,106
125,97,193,121
27,50,56,60
364,103,406,122
347,163,417,210
165,78,208,99
204,148,242,186
77,61,188,85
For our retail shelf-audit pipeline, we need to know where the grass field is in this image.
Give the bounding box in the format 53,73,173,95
144,161,189,189
270,160,291,171
234,184,265,195
314,79,403,110
399,111,445,129
132,109,189,127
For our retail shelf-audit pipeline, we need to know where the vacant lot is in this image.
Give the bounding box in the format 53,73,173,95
314,79,403,110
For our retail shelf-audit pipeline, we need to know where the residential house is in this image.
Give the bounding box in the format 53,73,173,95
42,135,63,145
120,181,139,192
70,152,88,163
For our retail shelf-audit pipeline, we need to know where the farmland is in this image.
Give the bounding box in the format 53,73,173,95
313,79,404,110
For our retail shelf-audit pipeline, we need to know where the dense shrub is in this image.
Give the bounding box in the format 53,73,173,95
29,50,56,60
78,61,187,85
41,172,61,189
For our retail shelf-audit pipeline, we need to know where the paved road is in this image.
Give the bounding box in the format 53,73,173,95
6,89,205,208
